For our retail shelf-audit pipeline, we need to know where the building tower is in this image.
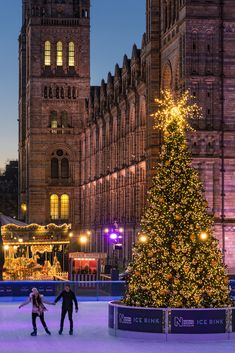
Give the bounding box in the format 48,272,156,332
19,0,90,225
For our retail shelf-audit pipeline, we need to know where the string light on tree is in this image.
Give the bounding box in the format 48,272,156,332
199,232,208,241
123,90,232,309
139,234,148,243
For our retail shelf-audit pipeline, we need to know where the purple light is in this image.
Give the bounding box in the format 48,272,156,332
110,233,118,240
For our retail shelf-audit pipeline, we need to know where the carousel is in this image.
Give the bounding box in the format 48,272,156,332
0,214,71,281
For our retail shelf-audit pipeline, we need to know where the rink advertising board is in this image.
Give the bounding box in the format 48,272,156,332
117,307,164,333
108,305,115,328
171,309,226,334
232,309,235,332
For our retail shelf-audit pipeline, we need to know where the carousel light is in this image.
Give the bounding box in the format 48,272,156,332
119,227,124,233
69,232,73,238
18,238,23,243
21,203,27,212
104,228,109,234
3,245,9,251
87,230,91,235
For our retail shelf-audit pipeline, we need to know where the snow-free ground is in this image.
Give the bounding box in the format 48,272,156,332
1,301,235,353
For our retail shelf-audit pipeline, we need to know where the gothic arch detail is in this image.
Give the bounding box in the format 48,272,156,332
162,62,173,91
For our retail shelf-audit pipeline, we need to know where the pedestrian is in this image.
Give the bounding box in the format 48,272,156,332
54,284,78,335
19,287,54,336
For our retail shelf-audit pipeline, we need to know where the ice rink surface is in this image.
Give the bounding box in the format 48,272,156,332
1,301,235,353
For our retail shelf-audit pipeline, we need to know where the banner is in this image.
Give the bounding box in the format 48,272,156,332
171,309,226,334
117,307,163,333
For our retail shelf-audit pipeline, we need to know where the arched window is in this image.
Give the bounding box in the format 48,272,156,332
68,86,71,99
61,111,68,128
72,87,76,99
50,111,58,129
49,87,53,98
56,87,60,99
61,158,69,178
44,86,48,98
61,194,69,219
57,41,63,66
68,42,75,67
51,158,59,178
44,41,51,66
162,63,172,91
50,194,59,220
61,87,64,99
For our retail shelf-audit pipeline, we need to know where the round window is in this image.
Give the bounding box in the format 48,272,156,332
56,149,63,156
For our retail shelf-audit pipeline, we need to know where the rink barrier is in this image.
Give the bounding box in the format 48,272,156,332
0,281,126,300
109,301,235,341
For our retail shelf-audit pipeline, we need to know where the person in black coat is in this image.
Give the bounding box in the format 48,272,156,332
54,284,78,335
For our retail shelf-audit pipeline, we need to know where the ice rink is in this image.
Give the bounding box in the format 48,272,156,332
1,301,235,353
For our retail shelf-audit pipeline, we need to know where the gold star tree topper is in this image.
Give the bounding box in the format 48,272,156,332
152,90,202,133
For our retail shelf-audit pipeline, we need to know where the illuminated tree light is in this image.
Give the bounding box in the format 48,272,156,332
139,235,148,243
123,91,231,309
152,90,202,134
199,232,208,241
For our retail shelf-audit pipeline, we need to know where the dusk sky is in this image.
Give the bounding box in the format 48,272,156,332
0,0,145,170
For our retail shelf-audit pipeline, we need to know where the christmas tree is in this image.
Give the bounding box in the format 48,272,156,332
124,91,232,308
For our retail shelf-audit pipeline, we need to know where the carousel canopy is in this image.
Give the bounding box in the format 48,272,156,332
0,214,27,227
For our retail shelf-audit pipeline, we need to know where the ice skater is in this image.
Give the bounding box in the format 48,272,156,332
54,284,78,335
19,287,54,336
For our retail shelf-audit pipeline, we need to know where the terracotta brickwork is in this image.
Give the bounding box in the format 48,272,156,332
19,0,90,225
19,0,235,268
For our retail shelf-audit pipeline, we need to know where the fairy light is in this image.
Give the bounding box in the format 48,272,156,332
200,232,208,241
139,235,148,243
152,90,202,134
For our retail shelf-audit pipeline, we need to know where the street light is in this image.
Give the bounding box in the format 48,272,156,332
79,235,88,245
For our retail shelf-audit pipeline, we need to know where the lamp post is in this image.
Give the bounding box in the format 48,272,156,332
79,234,88,252
105,223,124,272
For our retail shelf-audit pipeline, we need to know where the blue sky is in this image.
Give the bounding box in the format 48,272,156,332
0,0,145,169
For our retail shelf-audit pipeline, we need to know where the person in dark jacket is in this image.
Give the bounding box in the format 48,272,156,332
54,284,78,335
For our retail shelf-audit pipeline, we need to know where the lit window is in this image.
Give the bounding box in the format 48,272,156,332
61,194,69,219
68,42,75,67
50,194,59,220
57,41,63,66
44,41,51,66
50,111,58,129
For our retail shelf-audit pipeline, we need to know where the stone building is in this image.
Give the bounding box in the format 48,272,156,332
19,0,90,226
19,0,235,269
0,161,18,218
